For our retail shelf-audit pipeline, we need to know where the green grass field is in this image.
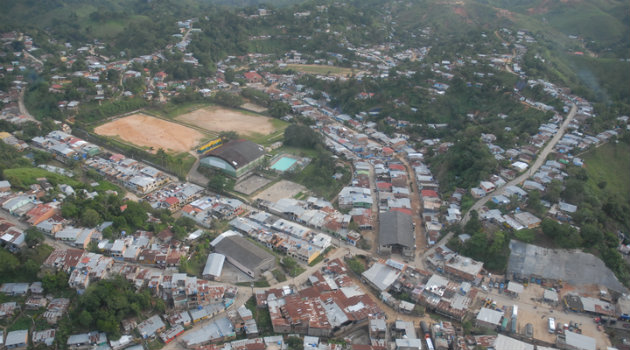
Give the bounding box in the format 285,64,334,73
583,141,630,201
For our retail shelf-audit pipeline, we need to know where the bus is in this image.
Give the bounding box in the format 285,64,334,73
548,317,556,334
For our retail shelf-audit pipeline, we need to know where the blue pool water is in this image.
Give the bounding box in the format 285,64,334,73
271,157,297,171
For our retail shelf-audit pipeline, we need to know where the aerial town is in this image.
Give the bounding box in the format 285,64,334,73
0,1,629,350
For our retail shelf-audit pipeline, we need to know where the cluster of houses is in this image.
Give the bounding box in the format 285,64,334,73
362,254,481,323
0,281,70,348
229,209,333,265
84,153,171,195
255,258,384,338
32,130,101,161
258,196,356,242
42,247,236,308
0,284,237,350
144,181,205,212
181,196,245,228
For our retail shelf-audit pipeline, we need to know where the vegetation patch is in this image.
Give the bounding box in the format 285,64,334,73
3,167,82,190
583,141,630,206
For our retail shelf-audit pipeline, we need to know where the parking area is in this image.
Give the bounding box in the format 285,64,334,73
477,282,612,348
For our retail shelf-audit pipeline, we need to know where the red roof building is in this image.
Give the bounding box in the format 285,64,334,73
243,71,263,84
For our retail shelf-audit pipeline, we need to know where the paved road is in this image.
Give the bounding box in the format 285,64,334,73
185,151,208,187
461,103,577,224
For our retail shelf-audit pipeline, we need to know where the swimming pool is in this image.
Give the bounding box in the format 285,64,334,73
271,156,297,172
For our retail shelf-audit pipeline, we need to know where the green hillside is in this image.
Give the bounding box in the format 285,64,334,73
484,0,629,55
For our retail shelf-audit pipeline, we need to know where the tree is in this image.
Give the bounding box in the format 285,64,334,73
25,227,45,247
213,91,243,108
42,271,69,294
464,210,482,234
78,310,93,326
80,208,101,227
286,336,303,350
0,249,19,276
61,203,79,218
218,131,239,142
544,180,563,203
208,173,232,194
581,224,603,246
269,101,290,118
526,190,545,216
283,124,322,149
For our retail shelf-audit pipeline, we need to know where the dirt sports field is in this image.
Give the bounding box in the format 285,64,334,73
175,106,276,136
94,113,204,153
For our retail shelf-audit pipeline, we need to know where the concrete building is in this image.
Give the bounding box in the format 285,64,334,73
444,255,483,281
558,330,596,350
212,234,275,279
202,253,226,280
361,262,401,292
378,211,414,257
200,139,265,178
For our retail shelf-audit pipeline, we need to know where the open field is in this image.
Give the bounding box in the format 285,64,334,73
175,106,279,137
94,113,205,154
583,141,630,201
253,180,307,202
286,64,358,77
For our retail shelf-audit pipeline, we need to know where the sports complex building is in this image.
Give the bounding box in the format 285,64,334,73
200,139,265,178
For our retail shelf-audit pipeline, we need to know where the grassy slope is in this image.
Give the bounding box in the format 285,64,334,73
485,0,629,46
583,142,630,202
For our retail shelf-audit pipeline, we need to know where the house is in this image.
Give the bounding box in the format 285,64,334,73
479,181,496,193
444,255,483,281
36,216,65,235
0,228,25,251
26,203,59,225
5,329,29,350
137,315,166,339
0,180,10,192
159,324,185,344
514,212,541,229
2,195,32,214
32,329,56,346
244,71,263,84
476,307,503,330
67,333,90,349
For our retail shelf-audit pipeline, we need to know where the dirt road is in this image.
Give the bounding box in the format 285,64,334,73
18,88,40,124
